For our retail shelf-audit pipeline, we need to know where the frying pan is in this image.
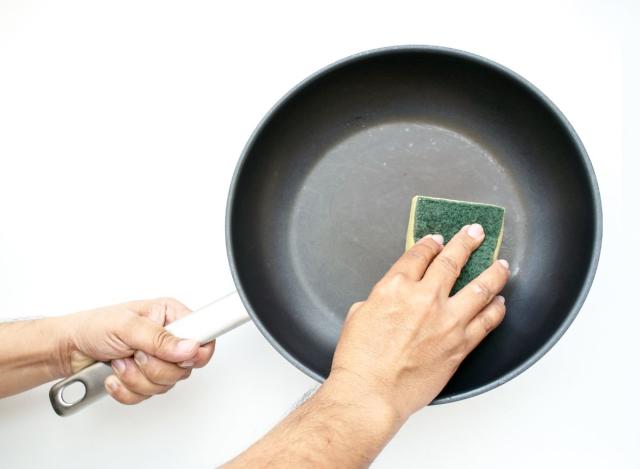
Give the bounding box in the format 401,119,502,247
50,46,602,416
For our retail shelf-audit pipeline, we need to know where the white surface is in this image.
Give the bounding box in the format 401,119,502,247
0,1,636,468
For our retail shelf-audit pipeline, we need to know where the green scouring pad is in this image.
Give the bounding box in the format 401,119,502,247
406,196,505,294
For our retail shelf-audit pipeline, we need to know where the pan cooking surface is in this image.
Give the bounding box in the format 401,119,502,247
228,47,601,402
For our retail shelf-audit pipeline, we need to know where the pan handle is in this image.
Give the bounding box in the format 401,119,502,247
49,292,249,417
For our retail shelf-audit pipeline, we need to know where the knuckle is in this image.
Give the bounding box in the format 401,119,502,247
372,280,388,296
447,327,466,345
156,296,176,304
411,289,438,308
112,388,138,405
480,306,505,333
433,308,462,334
424,238,443,252
435,254,461,277
114,367,132,384
152,329,175,353
472,279,494,304
117,371,141,390
155,384,173,395
442,333,467,364
107,376,146,405
448,350,466,366
459,234,476,252
388,272,408,284
375,273,407,295
110,391,128,404
128,379,157,396
119,395,139,405
442,313,463,333
167,297,191,313
112,359,135,382
406,248,429,264
141,362,164,383
138,358,183,385
348,301,365,314
428,240,443,255
410,242,438,259
480,313,495,333
122,311,140,330
156,297,183,312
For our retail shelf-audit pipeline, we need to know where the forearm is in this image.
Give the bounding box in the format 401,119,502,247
0,316,71,397
223,374,405,468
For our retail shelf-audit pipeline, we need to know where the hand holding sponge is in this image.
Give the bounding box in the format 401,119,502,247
405,196,505,294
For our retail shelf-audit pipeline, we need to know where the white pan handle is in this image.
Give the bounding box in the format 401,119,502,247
49,292,249,416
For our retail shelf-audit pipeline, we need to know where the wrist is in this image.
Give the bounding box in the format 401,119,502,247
54,312,99,377
326,367,410,423
318,370,407,445
39,316,71,379
37,314,86,379
8,316,74,380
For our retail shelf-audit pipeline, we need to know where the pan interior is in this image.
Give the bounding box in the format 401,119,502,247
229,49,599,401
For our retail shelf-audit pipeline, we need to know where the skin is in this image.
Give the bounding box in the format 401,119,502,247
224,223,510,467
0,223,508,467
0,298,215,403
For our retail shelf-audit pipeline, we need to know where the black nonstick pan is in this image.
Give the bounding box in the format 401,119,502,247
50,46,601,415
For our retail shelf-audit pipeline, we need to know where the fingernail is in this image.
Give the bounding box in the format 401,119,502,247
112,359,126,374
177,339,198,354
134,350,148,366
496,295,506,304
105,376,119,393
179,360,195,368
419,234,444,245
430,234,444,245
498,259,509,269
467,223,484,239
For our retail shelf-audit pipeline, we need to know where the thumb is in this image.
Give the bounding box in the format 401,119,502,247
120,314,199,362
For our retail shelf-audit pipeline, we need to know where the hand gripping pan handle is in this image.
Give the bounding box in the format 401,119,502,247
49,292,249,416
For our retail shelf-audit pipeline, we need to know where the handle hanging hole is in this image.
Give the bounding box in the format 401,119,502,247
61,381,87,405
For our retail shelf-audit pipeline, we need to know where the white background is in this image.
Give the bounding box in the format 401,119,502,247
0,1,637,468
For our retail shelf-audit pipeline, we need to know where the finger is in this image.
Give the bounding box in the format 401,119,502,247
128,298,190,325
450,259,510,322
105,374,150,405
346,301,365,320
148,298,210,368
422,224,485,295
465,296,506,350
111,357,173,396
116,313,200,363
385,235,444,281
176,342,215,369
188,342,215,369
163,299,192,324
147,303,166,325
133,351,192,385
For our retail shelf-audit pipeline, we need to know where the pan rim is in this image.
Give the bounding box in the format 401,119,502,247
225,45,603,404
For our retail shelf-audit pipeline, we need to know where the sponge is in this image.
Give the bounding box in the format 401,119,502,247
405,196,505,294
